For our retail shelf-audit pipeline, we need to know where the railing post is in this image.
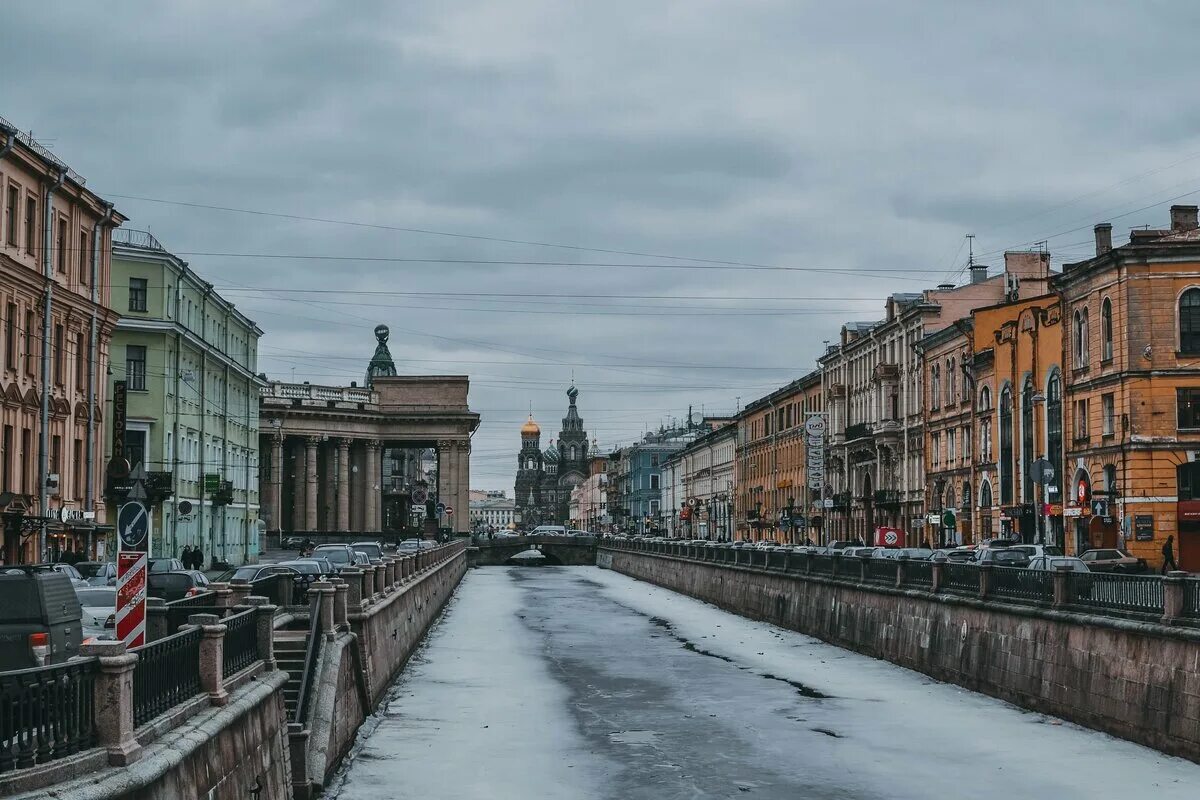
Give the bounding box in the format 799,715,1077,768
384,557,397,588
211,582,234,610
278,574,294,608
288,723,311,800
374,561,387,595
79,640,142,766
341,567,363,613
1052,564,1072,607
858,554,870,582
229,579,252,607
189,613,230,707
896,558,907,589
931,559,944,592
332,578,349,629
978,564,993,600
1163,570,1188,623
312,582,335,639
360,565,377,601
244,596,278,671
146,596,167,642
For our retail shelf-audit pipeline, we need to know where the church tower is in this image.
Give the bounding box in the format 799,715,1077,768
515,415,545,526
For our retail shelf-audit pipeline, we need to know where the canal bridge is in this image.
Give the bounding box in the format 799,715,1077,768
468,534,599,566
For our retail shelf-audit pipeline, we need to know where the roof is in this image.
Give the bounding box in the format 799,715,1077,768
741,369,822,416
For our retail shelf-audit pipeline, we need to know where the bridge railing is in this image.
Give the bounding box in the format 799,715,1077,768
600,538,1200,627
0,658,99,774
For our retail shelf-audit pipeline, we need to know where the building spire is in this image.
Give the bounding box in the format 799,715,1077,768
366,324,397,387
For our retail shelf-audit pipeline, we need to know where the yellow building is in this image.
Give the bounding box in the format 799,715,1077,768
1054,207,1200,570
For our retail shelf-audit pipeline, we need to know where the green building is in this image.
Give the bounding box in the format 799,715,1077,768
107,229,264,566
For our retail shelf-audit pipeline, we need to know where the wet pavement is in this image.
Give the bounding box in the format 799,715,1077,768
326,567,1200,800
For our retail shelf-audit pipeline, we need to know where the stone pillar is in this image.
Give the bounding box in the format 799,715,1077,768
189,613,230,706
80,640,142,766
341,567,363,612
304,436,320,531
244,596,278,671
351,442,365,531
401,556,413,581
374,560,386,595
288,724,311,800
331,578,348,628
931,559,944,592
321,442,337,532
310,581,335,638
229,578,251,606
978,564,993,600
210,582,233,609
1053,564,1072,607
457,440,471,535
337,438,351,531
291,439,305,532
146,596,167,642
384,557,397,588
366,439,382,533
1163,570,1188,623
270,433,284,533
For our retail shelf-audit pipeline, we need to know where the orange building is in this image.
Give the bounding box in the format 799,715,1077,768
735,370,823,543
1054,206,1200,570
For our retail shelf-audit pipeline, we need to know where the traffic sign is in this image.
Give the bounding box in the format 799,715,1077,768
116,552,147,647
446,506,454,517
118,502,149,549
1031,457,1054,485
412,487,429,504
436,502,446,515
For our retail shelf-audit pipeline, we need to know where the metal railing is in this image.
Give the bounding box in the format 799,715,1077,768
132,627,203,727
863,557,897,585
293,594,324,724
222,609,258,678
1068,572,1164,616
903,559,934,589
940,563,979,596
165,596,223,633
1184,580,1200,621
989,566,1054,604
0,659,99,774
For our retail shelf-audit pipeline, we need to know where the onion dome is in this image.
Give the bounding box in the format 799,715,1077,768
521,415,541,436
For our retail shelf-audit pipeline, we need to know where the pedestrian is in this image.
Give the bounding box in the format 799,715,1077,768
194,547,206,571
181,545,193,569
1162,535,1179,574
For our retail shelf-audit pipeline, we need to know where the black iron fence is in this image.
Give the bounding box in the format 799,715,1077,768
0,658,99,774
1069,572,1164,616
1185,580,1200,621
132,627,202,727
164,592,219,632
222,609,258,678
940,562,979,596
989,566,1054,604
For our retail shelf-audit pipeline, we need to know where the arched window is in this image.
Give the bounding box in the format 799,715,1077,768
947,358,956,405
1101,298,1113,361
979,385,991,411
1103,464,1117,496
1074,308,1090,367
931,365,941,409
961,481,971,510
1181,289,1200,355
1021,378,1035,502
1046,371,1063,499
999,385,1013,504
570,445,577,461
980,480,993,508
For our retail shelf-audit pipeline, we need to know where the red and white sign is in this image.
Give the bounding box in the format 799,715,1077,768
116,552,148,647
875,526,903,547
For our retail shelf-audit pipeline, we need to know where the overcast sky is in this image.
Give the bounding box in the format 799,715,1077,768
4,1,1200,489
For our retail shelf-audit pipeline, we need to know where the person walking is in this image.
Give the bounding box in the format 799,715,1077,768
1162,535,1179,574
181,545,193,569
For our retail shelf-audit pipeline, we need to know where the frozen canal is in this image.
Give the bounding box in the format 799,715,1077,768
327,567,1200,799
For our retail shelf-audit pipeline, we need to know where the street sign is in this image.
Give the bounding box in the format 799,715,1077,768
117,502,149,549
445,506,454,517
116,552,148,647
412,487,429,505
805,413,826,491
804,416,827,437
1031,458,1054,485
109,380,128,478
927,512,942,525
204,473,221,493
436,502,446,515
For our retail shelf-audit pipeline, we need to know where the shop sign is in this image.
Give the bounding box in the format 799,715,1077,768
1135,514,1154,541
1063,506,1082,518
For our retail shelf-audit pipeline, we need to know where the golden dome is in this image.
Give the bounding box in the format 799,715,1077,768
521,415,541,436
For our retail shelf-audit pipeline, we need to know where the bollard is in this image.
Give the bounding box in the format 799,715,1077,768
79,640,142,766
189,613,230,706
243,596,278,670
332,579,349,628
858,553,871,583
1163,570,1188,623
895,558,907,589
229,579,252,607
931,559,944,593
146,596,168,642
341,567,364,613
1053,564,1072,608
978,563,993,600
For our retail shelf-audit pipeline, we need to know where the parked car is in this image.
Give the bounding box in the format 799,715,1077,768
531,525,568,536
827,540,857,551
76,587,117,638
282,536,306,549
567,529,592,537
1028,555,1090,572
351,541,384,563
352,551,369,566
46,563,89,589
218,564,298,583
1078,549,1148,573
871,547,935,560
312,544,358,571
973,548,1032,568
935,547,978,563
1012,544,1065,560
148,558,185,574
75,561,118,586
840,546,877,559
147,571,209,602
0,567,82,669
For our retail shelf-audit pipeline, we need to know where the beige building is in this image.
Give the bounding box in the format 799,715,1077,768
0,117,126,563
259,326,479,537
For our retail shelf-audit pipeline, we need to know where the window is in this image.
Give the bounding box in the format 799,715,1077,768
50,435,60,476
1102,393,1115,435
125,429,147,472
963,425,971,461
1021,379,1034,502
4,302,14,371
53,324,64,385
1101,298,1113,361
73,439,83,501
1181,289,1200,355
5,185,17,246
20,429,30,493
931,433,941,467
948,429,956,462
979,385,991,411
999,386,1013,504
980,480,993,508
126,345,147,391
980,417,992,461
78,231,89,283
1046,373,1063,499
947,358,956,405
75,331,86,388
1103,464,1117,497
1074,308,1090,368
56,218,66,273
128,278,148,312
25,197,35,256
1,426,10,492
649,473,660,490
23,310,34,376
1074,399,1090,440
1178,388,1200,429
930,365,941,409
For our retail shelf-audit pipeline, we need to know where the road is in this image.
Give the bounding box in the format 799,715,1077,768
325,567,1200,800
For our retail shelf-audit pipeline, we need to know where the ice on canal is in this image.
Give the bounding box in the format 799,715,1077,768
327,567,1200,800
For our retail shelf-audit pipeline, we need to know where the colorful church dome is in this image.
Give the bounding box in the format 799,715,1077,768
521,414,541,436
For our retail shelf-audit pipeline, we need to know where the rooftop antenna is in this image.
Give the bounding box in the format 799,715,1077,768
736,396,741,413
966,234,975,268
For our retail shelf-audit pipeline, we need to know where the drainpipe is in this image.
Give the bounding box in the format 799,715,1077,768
86,202,114,518
38,167,66,561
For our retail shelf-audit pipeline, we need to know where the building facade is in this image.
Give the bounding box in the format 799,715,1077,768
109,229,264,565
470,491,515,531
663,421,736,540
0,118,126,563
259,326,479,537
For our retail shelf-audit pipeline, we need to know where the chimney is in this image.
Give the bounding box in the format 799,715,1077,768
1094,223,1112,256
970,264,988,284
1171,205,1198,233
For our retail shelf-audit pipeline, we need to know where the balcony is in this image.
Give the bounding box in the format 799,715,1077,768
873,363,899,381
844,422,873,442
831,491,851,509
874,489,902,509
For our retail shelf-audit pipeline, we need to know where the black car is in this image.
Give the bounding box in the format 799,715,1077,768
147,571,209,603
0,567,82,669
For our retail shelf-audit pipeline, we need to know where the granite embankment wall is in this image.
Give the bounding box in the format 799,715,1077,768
298,545,468,795
605,548,1200,762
